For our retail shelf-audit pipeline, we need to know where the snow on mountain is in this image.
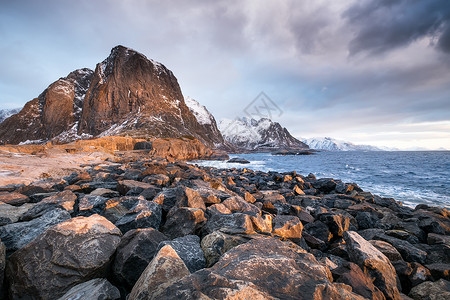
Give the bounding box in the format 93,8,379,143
184,96,213,125
301,137,383,151
0,108,21,124
219,117,308,152
185,96,234,151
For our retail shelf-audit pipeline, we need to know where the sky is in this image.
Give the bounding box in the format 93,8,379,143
1,0,450,150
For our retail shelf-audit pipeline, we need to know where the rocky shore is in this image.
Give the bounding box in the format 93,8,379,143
0,150,449,299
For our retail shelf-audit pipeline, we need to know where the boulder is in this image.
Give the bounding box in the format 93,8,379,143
113,228,168,289
424,244,450,264
409,263,432,287
117,180,154,196
142,174,170,186
344,231,400,300
6,214,122,300
355,211,380,230
201,231,251,267
57,278,120,300
128,245,190,300
0,208,70,253
158,235,206,273
161,207,206,239
115,200,162,233
89,188,120,198
139,186,162,200
375,234,427,264
303,231,327,250
203,213,254,235
153,186,205,213
331,261,385,300
78,195,109,214
221,196,261,216
157,238,365,299
0,202,34,225
171,186,206,211
227,157,250,164
370,240,403,262
427,233,450,245
408,279,450,300
312,178,337,193
250,214,273,233
272,215,303,239
206,203,232,215
425,263,450,281
20,191,77,221
0,192,29,206
319,213,350,237
102,196,141,223
304,220,333,243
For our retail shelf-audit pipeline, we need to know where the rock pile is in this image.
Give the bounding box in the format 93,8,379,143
0,154,449,299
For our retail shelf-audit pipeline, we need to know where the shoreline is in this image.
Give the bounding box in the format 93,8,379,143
0,149,449,299
192,151,450,210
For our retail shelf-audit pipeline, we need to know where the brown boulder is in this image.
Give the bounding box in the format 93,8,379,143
128,245,190,300
0,192,29,206
161,207,206,239
272,215,303,239
6,214,122,299
157,238,365,299
332,262,386,300
344,231,400,300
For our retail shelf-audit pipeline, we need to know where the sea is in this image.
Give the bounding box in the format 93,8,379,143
192,151,450,209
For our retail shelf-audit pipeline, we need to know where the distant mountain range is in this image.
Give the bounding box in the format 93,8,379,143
218,117,308,152
0,108,21,124
1,45,443,153
301,137,384,151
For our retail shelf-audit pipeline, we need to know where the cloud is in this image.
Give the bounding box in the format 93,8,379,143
0,0,449,148
343,0,450,55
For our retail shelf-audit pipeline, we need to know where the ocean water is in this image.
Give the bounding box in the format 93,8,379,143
192,151,450,209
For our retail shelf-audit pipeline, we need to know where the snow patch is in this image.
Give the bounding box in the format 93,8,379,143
185,96,213,125
301,137,382,151
19,139,46,145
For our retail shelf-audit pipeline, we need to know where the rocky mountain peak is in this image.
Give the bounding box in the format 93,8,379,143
219,117,308,152
0,46,227,149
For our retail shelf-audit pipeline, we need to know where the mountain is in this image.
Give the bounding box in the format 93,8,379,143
0,68,94,144
218,117,309,152
0,46,226,148
0,108,21,124
301,137,383,151
184,96,234,151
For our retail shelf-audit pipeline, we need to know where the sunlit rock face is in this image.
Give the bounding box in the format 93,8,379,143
0,46,227,149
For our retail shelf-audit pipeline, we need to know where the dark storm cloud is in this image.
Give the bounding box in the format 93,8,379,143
1,0,449,148
344,0,450,55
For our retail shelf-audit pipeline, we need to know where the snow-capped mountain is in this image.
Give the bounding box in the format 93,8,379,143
0,108,21,124
301,137,383,151
219,117,308,152
184,96,234,151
